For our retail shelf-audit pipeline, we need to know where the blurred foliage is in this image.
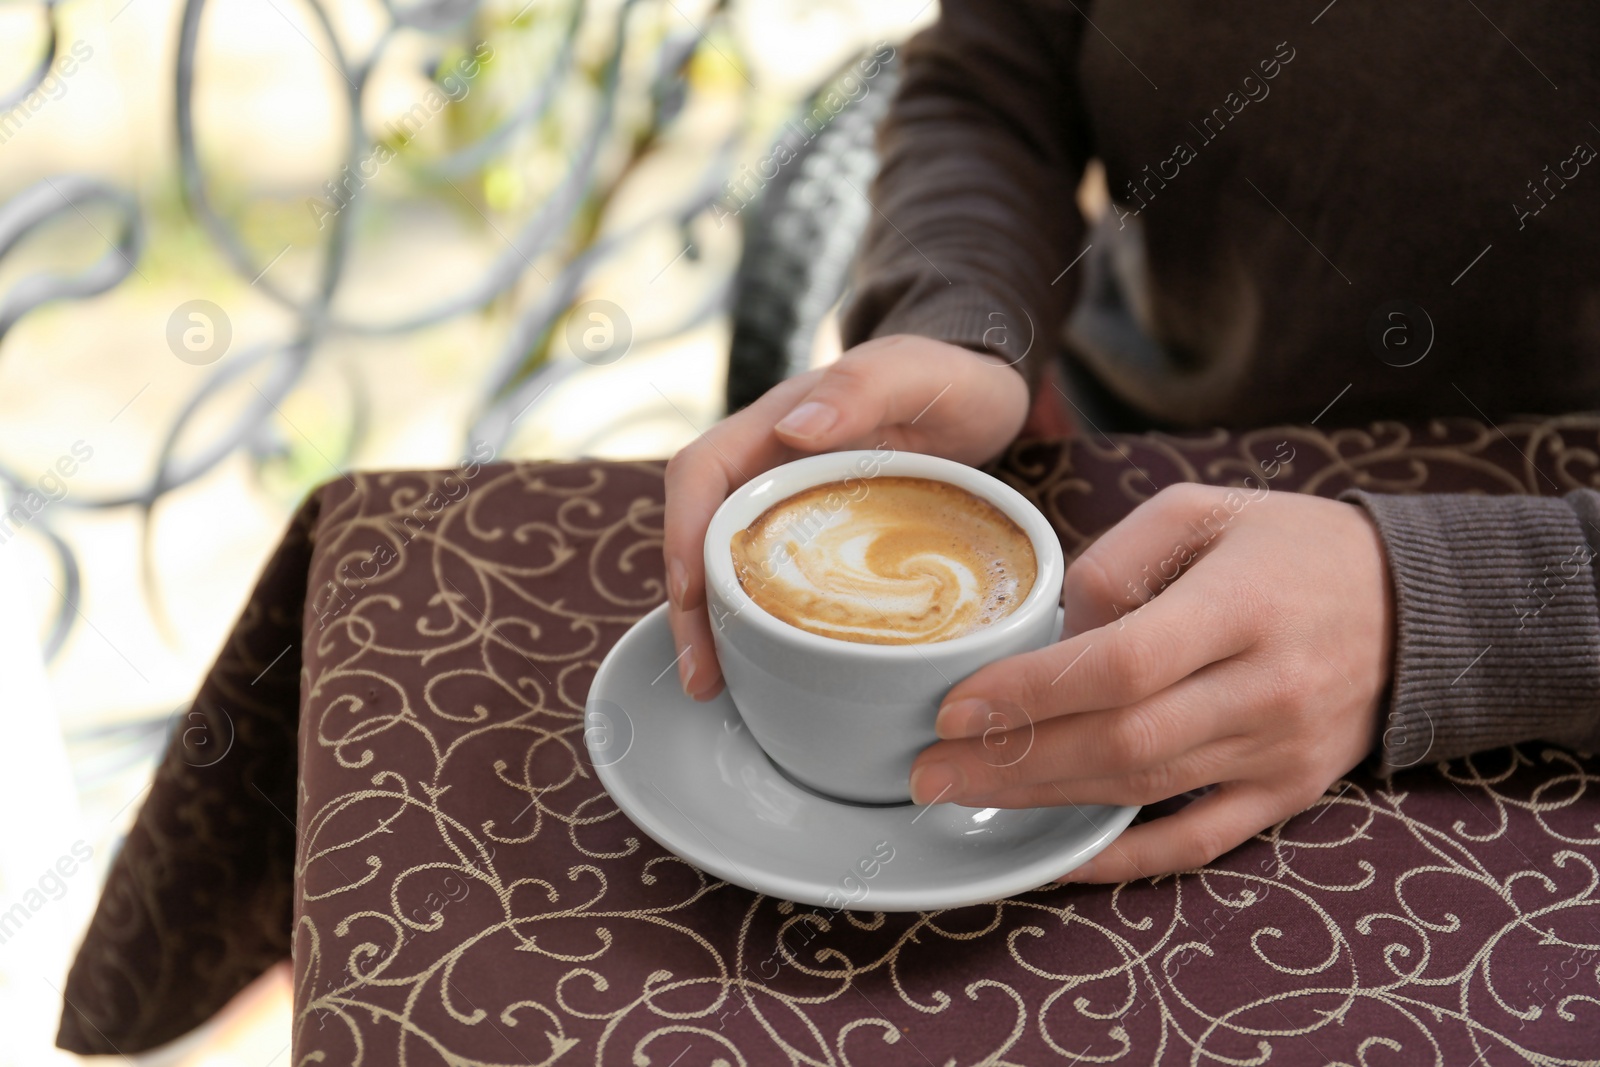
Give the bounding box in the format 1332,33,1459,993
0,0,902,659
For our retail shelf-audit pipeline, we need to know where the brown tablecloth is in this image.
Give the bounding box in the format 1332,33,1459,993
58,420,1600,1064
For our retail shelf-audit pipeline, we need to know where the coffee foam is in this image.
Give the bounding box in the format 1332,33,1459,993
730,476,1038,645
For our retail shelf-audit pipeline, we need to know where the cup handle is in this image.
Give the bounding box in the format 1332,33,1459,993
1055,604,1066,641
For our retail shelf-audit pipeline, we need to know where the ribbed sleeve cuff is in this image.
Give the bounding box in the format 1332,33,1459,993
873,290,999,349
841,277,1048,397
1341,490,1600,774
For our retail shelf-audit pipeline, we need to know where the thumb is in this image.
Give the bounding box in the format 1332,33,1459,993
1061,483,1260,634
771,336,1025,454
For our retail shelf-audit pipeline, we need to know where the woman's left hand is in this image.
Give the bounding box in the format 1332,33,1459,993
908,482,1395,882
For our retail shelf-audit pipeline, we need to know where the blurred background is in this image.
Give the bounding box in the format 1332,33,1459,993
0,0,935,1060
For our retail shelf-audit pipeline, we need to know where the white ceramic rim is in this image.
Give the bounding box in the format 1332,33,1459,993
703,449,1065,660
586,604,1142,911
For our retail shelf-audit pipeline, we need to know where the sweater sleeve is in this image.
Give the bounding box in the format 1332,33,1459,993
1341,488,1600,774
837,0,1091,396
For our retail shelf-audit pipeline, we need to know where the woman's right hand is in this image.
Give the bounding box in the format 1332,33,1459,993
662,333,1032,699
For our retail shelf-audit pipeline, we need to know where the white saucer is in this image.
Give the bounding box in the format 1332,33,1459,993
585,604,1139,912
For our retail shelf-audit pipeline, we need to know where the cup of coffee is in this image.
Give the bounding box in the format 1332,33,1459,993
703,448,1065,804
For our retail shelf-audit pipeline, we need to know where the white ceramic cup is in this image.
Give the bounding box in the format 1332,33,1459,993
703,448,1066,804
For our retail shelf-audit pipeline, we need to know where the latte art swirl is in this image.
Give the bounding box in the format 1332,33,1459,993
730,476,1038,644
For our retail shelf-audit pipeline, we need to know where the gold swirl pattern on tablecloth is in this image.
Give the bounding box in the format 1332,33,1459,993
56,416,1600,1065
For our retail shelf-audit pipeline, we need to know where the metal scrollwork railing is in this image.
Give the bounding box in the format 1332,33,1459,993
0,0,789,661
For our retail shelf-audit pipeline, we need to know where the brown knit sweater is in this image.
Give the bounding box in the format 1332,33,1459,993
838,0,1600,772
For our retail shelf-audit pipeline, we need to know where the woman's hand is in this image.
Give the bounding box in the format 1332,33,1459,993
909,482,1395,882
663,334,1030,699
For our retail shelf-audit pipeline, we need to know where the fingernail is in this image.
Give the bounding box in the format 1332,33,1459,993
691,678,720,702
774,401,838,440
909,761,963,805
668,558,689,607
935,698,989,740
1059,861,1096,883
677,645,697,694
